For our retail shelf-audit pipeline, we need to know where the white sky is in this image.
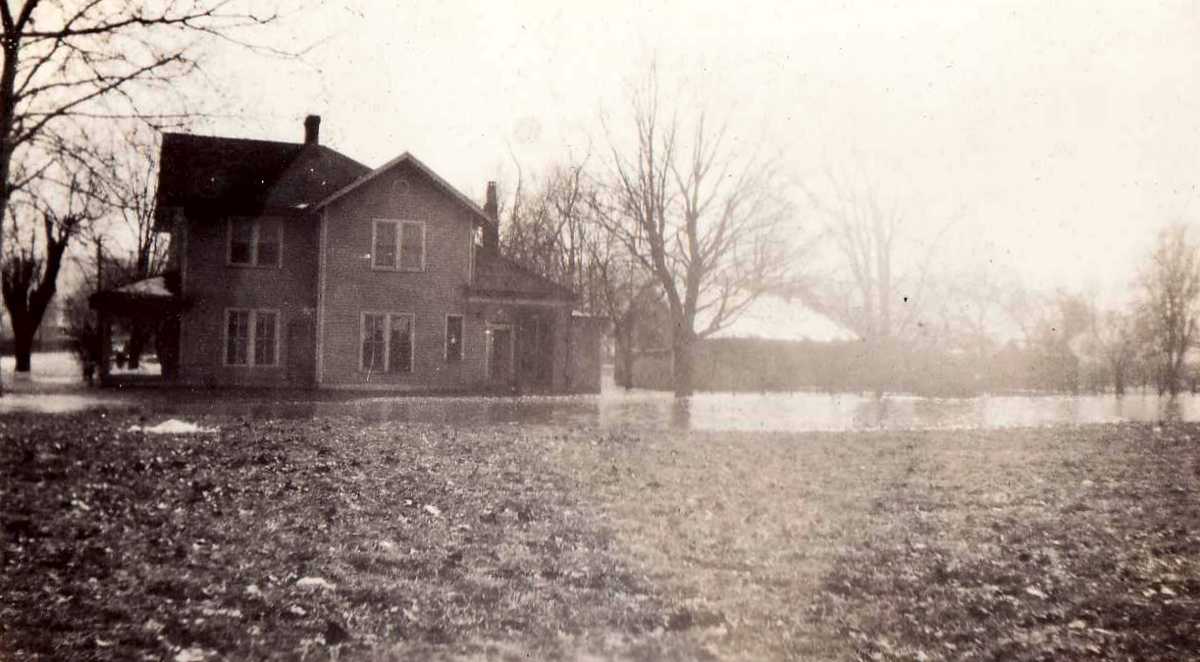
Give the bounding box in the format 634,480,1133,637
186,0,1200,337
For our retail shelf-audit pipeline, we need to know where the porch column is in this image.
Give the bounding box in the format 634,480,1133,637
97,311,112,386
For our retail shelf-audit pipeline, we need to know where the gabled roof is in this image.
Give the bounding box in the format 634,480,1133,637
469,253,576,302
155,132,370,224
312,151,494,228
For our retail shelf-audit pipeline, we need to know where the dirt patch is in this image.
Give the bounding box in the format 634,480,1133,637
0,412,703,661
545,424,1200,661
5,413,1199,661
544,427,927,660
811,424,1200,661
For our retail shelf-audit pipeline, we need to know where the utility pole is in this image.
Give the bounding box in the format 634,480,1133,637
96,238,103,291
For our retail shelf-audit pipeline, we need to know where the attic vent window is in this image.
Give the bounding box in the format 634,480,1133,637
392,178,410,196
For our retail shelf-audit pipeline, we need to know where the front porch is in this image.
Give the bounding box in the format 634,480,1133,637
471,300,566,394
88,274,187,387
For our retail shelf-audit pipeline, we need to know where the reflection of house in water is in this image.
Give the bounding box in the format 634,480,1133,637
91,115,605,393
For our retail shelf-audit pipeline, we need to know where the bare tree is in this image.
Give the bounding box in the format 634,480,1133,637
1138,224,1200,396
0,1,289,386
1088,309,1138,395
595,74,797,396
501,160,596,303
2,170,101,372
583,231,663,389
0,1,287,236
501,160,667,389
107,134,169,283
80,133,169,368
798,167,954,394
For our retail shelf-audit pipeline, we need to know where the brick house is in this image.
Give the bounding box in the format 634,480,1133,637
96,116,604,393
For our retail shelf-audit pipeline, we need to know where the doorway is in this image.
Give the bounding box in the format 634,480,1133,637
287,317,316,386
487,325,514,385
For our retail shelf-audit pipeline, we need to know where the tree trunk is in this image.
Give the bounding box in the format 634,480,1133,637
1168,352,1182,396
1,228,71,379
613,321,636,390
868,336,888,398
619,346,635,390
672,329,695,398
615,337,636,390
12,320,32,373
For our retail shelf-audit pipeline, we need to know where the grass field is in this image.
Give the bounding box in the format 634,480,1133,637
2,412,1199,660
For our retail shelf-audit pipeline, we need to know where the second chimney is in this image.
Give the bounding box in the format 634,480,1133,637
482,181,499,253
304,115,321,145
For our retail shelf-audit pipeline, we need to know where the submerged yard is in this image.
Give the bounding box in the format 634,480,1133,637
2,411,1199,660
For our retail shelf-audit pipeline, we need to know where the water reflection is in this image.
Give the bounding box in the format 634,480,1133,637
7,383,1200,432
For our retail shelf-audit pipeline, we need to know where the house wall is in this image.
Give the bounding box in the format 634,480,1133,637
177,211,320,387
171,159,582,393
318,162,487,390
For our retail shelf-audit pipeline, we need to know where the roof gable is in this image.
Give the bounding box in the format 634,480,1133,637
265,144,373,210
312,152,494,227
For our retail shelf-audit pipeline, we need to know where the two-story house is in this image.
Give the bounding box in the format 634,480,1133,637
94,116,604,393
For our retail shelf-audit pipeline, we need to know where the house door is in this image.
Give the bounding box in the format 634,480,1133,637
517,313,553,386
287,317,316,387
488,326,514,385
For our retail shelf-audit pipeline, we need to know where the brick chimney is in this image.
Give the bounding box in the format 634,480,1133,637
304,115,320,145
482,181,499,253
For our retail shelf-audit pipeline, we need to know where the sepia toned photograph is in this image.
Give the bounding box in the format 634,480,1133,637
2,1,1199,660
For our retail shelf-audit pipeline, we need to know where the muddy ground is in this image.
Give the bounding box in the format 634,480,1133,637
2,412,1198,660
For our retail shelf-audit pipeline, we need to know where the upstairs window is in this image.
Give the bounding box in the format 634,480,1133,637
468,228,478,282
225,309,279,367
228,217,282,267
371,219,425,271
373,222,397,269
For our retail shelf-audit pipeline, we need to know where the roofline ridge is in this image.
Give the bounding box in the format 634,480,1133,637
161,131,303,149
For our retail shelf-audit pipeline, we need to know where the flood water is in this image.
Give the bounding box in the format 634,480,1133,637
1,354,1195,431
3,375,1199,432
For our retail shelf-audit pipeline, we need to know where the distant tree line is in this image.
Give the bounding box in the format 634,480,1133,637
496,66,1200,399
704,224,1200,398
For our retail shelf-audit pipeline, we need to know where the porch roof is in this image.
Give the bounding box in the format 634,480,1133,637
467,254,576,303
90,275,189,317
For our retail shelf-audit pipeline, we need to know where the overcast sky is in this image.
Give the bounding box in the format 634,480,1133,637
192,0,1200,336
